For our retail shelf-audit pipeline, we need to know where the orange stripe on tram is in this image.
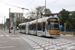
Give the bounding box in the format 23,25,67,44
48,30,60,34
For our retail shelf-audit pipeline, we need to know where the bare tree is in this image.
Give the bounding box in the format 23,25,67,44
36,6,53,18
26,9,36,21
43,8,53,16
26,6,53,21
36,6,45,18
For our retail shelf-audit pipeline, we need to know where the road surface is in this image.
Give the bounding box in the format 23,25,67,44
0,29,75,50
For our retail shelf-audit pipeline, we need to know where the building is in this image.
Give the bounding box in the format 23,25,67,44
5,18,9,28
5,12,30,29
10,12,23,28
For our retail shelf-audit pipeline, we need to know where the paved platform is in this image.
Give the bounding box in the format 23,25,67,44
19,34,75,50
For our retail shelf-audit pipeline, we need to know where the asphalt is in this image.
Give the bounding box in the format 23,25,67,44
0,29,35,50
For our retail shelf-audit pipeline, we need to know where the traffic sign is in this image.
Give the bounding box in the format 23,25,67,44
60,25,62,28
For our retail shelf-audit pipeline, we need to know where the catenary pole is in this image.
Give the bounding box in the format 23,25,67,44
45,0,46,17
4,16,5,31
45,0,46,36
9,8,11,33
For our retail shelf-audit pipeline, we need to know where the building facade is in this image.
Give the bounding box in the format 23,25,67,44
10,12,23,28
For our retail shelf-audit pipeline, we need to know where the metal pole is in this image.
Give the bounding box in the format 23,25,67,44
14,26,15,34
13,15,16,35
45,0,46,36
4,16,5,31
9,8,11,33
2,20,3,30
45,0,46,17
36,13,38,36
64,23,66,35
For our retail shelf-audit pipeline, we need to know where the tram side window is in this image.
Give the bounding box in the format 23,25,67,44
31,24,33,30
24,25,26,30
43,22,45,31
29,24,36,30
29,25,32,30
23,25,25,29
29,25,30,30
22,26,24,29
21,26,22,29
20,26,22,30
33,24,36,31
38,23,42,30
30,24,33,30
48,21,50,30
19,26,21,29
21,26,23,29
19,26,20,29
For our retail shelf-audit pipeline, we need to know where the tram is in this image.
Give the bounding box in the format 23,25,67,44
19,16,60,37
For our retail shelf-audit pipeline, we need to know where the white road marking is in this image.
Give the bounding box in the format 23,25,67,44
0,35,4,37
0,35,10,37
0,31,10,37
0,46,15,48
6,35,9,36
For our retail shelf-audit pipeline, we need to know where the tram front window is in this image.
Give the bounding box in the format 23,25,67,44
48,22,59,30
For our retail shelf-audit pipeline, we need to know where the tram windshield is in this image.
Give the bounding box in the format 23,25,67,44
48,21,59,30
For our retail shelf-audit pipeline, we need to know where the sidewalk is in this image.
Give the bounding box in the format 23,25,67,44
60,34,73,36
3,29,17,36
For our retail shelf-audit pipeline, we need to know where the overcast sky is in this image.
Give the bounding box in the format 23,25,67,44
0,0,75,24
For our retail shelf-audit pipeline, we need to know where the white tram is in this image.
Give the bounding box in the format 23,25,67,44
19,16,60,37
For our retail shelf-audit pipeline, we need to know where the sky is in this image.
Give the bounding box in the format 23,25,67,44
0,0,75,24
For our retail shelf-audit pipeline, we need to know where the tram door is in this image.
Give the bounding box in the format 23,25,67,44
42,22,46,36
37,22,42,36
26,22,29,34
37,22,46,36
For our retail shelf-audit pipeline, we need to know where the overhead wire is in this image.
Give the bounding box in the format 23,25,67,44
47,0,58,6
26,0,34,7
